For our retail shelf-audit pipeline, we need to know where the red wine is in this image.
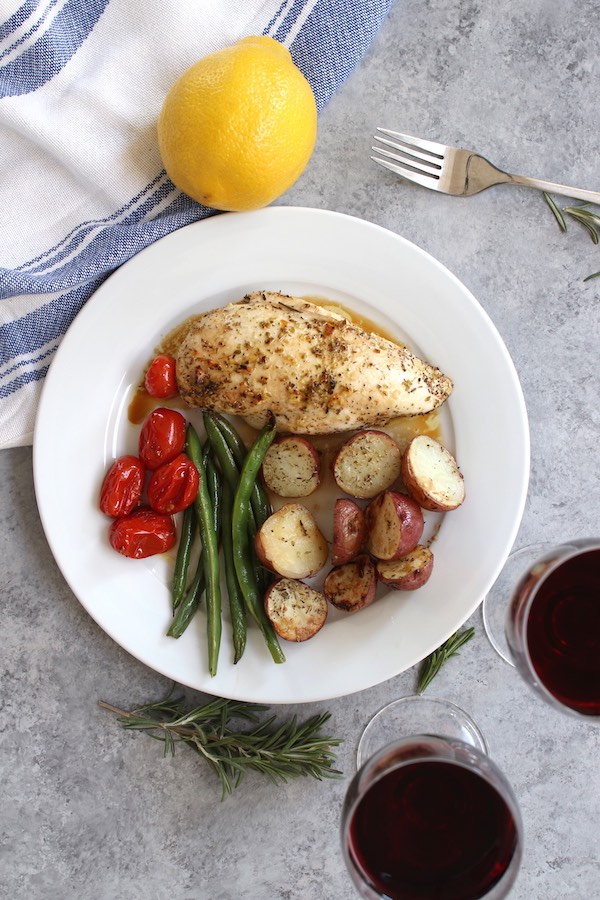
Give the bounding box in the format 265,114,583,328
348,759,518,900
526,548,600,715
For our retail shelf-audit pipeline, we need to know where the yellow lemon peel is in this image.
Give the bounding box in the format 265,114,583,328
157,36,317,212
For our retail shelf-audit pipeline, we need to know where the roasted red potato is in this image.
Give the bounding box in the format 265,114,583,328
323,554,377,612
401,435,465,512
255,503,328,579
376,545,434,591
261,435,321,497
333,429,402,499
365,491,424,560
332,498,367,565
264,578,328,642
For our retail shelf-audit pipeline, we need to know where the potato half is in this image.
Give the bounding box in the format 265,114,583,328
376,545,434,591
264,579,328,642
365,491,424,561
261,435,321,498
333,429,402,499
255,503,328,579
323,555,377,612
401,436,465,512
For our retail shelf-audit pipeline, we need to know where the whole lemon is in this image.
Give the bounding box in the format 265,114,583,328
157,36,317,212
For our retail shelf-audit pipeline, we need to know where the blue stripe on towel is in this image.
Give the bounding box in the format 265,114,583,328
290,0,395,109
0,363,51,400
0,177,185,297
0,0,110,97
12,173,168,275
0,0,62,63
1,344,56,381
0,1,41,42
272,0,310,43
0,196,216,361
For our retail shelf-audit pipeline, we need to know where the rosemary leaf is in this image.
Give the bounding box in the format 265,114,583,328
99,688,343,799
417,627,475,694
563,205,600,228
583,271,600,282
543,192,567,232
564,208,600,244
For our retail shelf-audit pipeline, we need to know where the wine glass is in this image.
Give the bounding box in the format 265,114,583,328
482,538,600,718
341,696,523,899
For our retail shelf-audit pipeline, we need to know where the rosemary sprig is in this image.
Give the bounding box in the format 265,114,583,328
99,688,343,798
543,192,600,279
416,627,475,694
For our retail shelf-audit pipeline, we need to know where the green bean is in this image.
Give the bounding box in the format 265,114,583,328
204,411,272,596
172,504,196,611
211,413,272,526
203,412,241,493
221,480,247,663
203,444,222,542
167,564,205,638
232,423,285,664
187,424,222,677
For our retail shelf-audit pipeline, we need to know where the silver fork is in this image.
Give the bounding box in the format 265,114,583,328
371,128,600,204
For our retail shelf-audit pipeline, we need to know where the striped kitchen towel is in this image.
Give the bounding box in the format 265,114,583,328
0,0,394,449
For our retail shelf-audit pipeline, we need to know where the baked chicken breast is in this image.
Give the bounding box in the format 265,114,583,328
175,291,452,434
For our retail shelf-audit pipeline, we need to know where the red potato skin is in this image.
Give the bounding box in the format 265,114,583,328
323,554,377,612
376,546,434,591
332,498,367,565
365,491,424,561
400,437,465,512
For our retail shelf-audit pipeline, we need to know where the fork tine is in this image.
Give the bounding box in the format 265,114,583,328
371,155,442,190
371,145,440,180
375,128,446,159
373,136,442,172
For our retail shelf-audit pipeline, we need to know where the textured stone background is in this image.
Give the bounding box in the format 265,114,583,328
2,0,600,897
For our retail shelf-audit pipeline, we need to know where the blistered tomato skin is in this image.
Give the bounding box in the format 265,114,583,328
144,354,178,399
138,408,187,470
147,453,199,514
99,455,145,517
109,507,177,559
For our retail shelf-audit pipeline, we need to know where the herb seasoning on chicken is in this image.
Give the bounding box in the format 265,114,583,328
175,291,452,434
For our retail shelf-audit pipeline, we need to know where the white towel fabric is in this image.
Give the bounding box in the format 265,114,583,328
0,0,394,448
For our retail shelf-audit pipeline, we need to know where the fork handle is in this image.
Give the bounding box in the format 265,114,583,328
506,173,600,206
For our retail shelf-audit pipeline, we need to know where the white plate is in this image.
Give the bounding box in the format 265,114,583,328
33,207,529,704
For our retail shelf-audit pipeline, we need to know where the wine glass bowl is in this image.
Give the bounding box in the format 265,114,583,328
341,697,523,900
501,539,600,718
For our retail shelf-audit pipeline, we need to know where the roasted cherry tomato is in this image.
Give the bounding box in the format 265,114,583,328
138,408,187,470
147,453,199,514
144,354,178,399
109,507,177,559
99,455,145,517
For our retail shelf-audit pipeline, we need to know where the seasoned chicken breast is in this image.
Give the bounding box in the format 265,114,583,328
175,291,452,434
